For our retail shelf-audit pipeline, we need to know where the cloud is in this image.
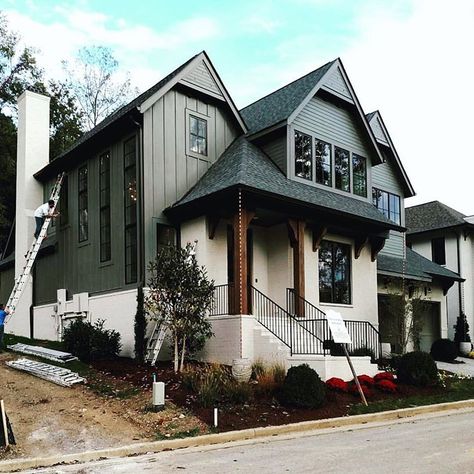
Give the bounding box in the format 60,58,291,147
243,15,281,34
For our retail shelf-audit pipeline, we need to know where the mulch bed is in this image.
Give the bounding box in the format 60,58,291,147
89,358,445,432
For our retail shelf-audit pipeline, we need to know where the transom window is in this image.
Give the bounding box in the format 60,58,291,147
189,115,207,156
319,240,351,305
294,130,367,197
372,188,401,225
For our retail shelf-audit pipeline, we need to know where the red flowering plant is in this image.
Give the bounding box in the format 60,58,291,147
357,374,374,386
326,377,348,392
374,372,395,383
375,379,397,393
349,383,372,398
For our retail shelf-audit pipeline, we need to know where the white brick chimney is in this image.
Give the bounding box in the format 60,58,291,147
11,91,50,335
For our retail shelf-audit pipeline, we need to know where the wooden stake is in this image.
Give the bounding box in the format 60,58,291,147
342,345,368,406
0,399,9,448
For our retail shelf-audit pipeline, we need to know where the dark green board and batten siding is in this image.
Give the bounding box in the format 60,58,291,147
33,131,139,305
142,88,239,268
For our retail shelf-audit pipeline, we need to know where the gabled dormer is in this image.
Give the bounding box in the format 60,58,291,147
241,59,384,203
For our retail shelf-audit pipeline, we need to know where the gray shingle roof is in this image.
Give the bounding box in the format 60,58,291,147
172,136,401,229
377,247,463,282
406,201,467,235
240,60,335,135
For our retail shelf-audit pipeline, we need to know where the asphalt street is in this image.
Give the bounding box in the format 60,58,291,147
24,408,474,473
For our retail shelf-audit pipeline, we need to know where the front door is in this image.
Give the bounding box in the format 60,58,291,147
419,302,441,353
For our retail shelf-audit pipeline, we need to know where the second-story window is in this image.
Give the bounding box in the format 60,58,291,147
190,115,207,155
431,237,446,265
78,165,88,242
294,130,312,180
60,175,69,226
99,151,111,262
352,153,367,197
124,137,138,284
335,146,350,192
315,139,332,186
372,188,401,225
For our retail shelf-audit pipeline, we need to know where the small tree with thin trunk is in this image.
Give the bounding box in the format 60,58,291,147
146,243,214,373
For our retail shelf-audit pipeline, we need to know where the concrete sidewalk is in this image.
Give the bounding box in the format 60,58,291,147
436,356,474,377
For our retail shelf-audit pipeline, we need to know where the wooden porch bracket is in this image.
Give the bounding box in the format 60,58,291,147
207,215,220,240
354,236,369,259
288,219,306,316
312,225,327,252
369,236,386,262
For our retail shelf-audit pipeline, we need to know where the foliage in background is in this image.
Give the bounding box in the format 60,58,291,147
278,364,326,409
146,243,214,373
430,338,458,362
63,318,121,362
134,286,147,364
454,312,471,344
396,351,438,387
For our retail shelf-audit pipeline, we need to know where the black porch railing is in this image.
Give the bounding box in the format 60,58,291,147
210,284,235,316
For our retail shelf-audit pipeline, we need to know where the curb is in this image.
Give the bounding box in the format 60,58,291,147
1,399,474,472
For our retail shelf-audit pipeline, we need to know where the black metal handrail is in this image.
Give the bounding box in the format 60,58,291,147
210,284,235,316
287,288,326,319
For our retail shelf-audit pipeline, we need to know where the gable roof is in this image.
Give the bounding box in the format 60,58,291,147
366,110,415,197
35,51,246,181
170,136,402,231
240,60,335,135
406,201,472,235
378,247,463,283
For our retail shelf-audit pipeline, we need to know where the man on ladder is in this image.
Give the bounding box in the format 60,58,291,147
34,200,58,239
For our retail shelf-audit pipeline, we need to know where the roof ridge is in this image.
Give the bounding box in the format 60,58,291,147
240,59,336,112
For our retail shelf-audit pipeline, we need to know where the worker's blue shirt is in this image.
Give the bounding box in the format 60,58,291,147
0,310,7,326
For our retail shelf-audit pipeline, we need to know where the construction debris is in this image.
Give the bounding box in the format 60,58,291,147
6,358,86,387
7,343,78,363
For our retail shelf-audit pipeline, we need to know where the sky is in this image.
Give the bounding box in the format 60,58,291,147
2,0,474,215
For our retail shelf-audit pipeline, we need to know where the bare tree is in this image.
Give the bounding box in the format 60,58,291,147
62,46,137,130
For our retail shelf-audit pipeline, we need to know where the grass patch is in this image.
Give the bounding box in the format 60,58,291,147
155,427,200,440
87,380,140,399
4,333,66,352
350,377,474,415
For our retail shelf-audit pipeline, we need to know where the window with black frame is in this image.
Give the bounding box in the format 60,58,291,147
431,237,446,265
294,130,312,180
335,146,350,192
319,240,351,304
352,153,367,197
315,139,332,186
372,188,401,225
124,137,137,283
189,115,208,155
157,224,177,254
99,151,111,262
60,175,68,226
78,165,88,242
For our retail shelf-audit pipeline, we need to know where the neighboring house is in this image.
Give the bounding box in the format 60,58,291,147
0,51,461,379
406,201,474,340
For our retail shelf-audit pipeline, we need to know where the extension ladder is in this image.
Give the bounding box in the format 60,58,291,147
5,172,65,320
145,320,169,365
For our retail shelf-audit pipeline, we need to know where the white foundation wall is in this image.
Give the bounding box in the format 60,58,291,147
29,288,138,357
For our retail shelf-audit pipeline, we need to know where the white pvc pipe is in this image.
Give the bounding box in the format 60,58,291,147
214,407,218,427
1,400,9,448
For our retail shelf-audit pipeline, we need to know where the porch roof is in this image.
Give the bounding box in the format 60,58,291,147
377,247,464,283
169,136,403,231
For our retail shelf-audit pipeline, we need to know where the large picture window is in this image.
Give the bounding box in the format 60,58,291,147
319,240,351,305
372,188,401,225
124,137,137,283
335,147,350,192
99,151,111,262
189,115,207,155
315,139,332,186
352,153,367,197
78,165,88,242
294,130,312,180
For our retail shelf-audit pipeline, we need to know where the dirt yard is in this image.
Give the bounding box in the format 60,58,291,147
0,352,207,461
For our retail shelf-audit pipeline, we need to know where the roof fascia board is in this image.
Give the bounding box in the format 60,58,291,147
178,80,227,101
246,121,286,140
370,111,415,197
377,269,432,282
287,59,385,165
320,84,355,104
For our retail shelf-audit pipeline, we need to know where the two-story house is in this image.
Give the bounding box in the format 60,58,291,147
406,201,474,341
0,51,461,379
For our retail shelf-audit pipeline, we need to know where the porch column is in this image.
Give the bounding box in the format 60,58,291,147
288,219,305,316
232,204,254,315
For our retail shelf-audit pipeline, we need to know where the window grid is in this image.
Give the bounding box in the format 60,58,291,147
334,146,350,192
99,151,111,262
315,139,332,186
124,137,137,284
78,165,88,242
189,115,208,155
372,188,401,225
352,153,367,197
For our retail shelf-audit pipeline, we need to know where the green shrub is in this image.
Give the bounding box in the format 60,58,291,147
278,364,326,409
430,338,458,362
396,351,438,386
63,318,121,362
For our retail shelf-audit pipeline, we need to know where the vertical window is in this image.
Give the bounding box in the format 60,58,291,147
78,165,88,242
157,224,177,253
60,175,68,226
352,154,367,197
372,188,401,225
189,115,207,155
315,139,332,186
335,147,350,192
124,137,137,284
432,237,446,265
99,151,111,262
319,240,351,304
294,130,312,180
